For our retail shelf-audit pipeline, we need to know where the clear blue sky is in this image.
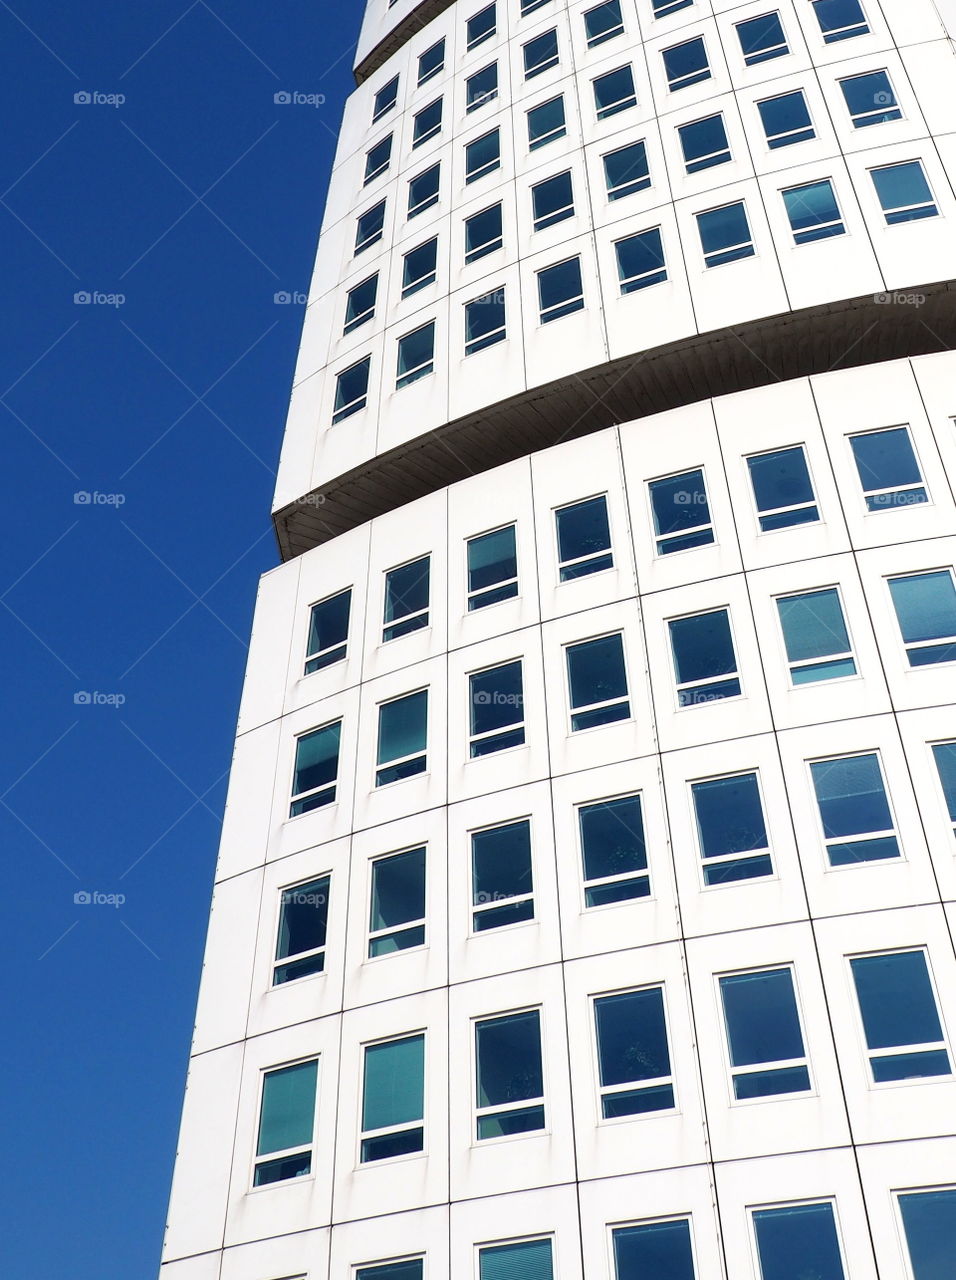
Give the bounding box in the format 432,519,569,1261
0,3,357,1274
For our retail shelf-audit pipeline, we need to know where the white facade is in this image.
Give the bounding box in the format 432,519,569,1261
161,0,956,1278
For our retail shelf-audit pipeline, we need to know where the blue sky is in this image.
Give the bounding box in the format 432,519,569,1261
0,2,356,1274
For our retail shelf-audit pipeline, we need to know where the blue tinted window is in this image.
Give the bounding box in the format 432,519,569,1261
678,114,730,172
888,571,956,666
595,987,674,1117
470,660,525,755
777,589,856,683
653,0,692,14
840,69,901,127
593,65,637,119
524,29,559,78
376,690,428,786
736,12,788,63
407,163,440,215
720,969,810,1099
850,427,927,511
290,722,341,815
274,876,330,984
932,741,956,829
372,76,399,122
697,202,754,267
402,238,438,298
537,256,584,322
810,753,899,865
466,62,498,113
468,525,518,608
466,128,501,182
556,495,612,578
649,469,714,554
465,203,503,262
418,38,445,85
475,1009,545,1138
851,951,950,1082
566,633,630,730
752,1203,845,1280
669,609,741,705
579,793,650,906
585,0,624,46
532,170,574,230
396,321,435,388
811,0,868,41
528,95,566,148
783,179,844,243
614,1219,695,1280
467,3,496,49
899,1188,956,1280
333,357,370,423
663,37,710,90
344,274,378,333
480,1239,553,1280
361,1034,425,1161
254,1059,318,1184
871,160,938,223
355,200,386,252
365,135,392,183
369,847,426,957
757,91,815,149
604,140,651,199
358,1261,423,1280
692,773,772,884
465,289,506,355
747,446,818,529
615,228,666,293
384,556,430,641
305,589,351,674
472,821,534,930
413,98,442,147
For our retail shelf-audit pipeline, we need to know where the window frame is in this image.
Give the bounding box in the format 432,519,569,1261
849,948,953,1084
691,770,774,886
466,2,496,50
895,1185,956,1280
478,1237,554,1280
578,791,651,907
695,200,755,268
931,740,956,839
735,11,789,65
781,177,846,244
289,720,341,816
614,226,667,293
412,97,443,148
668,606,742,707
332,357,371,424
555,493,613,580
718,965,813,1102
662,36,711,92
565,631,631,732
678,113,731,174
273,874,331,985
839,68,902,128
592,984,676,1119
470,818,535,931
252,1056,319,1186
375,689,429,787
368,845,427,959
417,38,445,86
401,237,438,299
468,659,526,756
592,64,638,120
531,169,575,232
774,585,857,685
610,1217,697,1280
603,139,651,200
745,443,820,531
523,27,559,78
473,1005,546,1140
466,61,498,113
811,0,869,43
407,163,440,217
356,1258,425,1280
304,587,351,674
647,467,715,555
887,569,956,667
536,254,585,323
466,522,519,609
465,127,502,183
355,200,386,255
749,1200,848,1280
757,89,816,149
849,424,928,511
869,159,939,224
395,320,436,389
584,0,625,47
464,288,507,356
382,555,430,642
464,202,503,262
343,274,378,335
359,1032,426,1162
372,75,399,124
364,135,392,185
527,94,567,150
808,750,901,866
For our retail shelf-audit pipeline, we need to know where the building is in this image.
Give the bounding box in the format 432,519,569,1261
160,0,956,1276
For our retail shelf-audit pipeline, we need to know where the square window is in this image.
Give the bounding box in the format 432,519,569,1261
746,445,819,529
402,238,438,298
752,1203,846,1280
372,75,399,123
466,128,501,182
871,160,938,222
537,255,584,322
344,275,378,334
566,633,630,730
603,140,651,199
467,524,518,608
333,357,370,424
594,987,674,1116
669,608,741,705
648,469,714,553
692,772,773,884
274,876,330,983
555,494,613,579
527,95,566,149
850,426,927,511
364,135,392,184
418,38,445,85
254,1059,318,1184
776,588,856,684
466,62,498,113
383,556,430,641
376,690,428,786
475,1008,545,1137
358,1262,423,1280
898,1188,956,1280
719,968,811,1099
696,201,754,267
396,320,435,388
782,178,845,243
407,163,440,216
361,1034,425,1161
840,69,901,127
809,752,900,865
465,288,507,355
355,200,386,254
888,570,956,666
757,91,815,149
469,660,525,755
932,741,956,835
369,847,426,956
467,2,496,49
524,29,559,78
412,97,442,147
585,0,624,47
678,114,731,173
305,588,351,673
613,1220,696,1280
593,65,637,119
465,203,503,262
736,12,789,65
663,37,710,91
615,227,666,293
850,951,951,1082
472,820,534,930
579,793,650,906
479,1239,553,1280
811,0,869,42
290,722,341,815
532,170,574,231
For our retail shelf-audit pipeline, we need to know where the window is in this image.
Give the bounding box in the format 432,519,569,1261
593,65,637,119
466,128,501,182
566,633,630,730
736,12,789,64
840,69,901,127
466,62,498,112
579,793,650,906
365,135,392,184
344,275,378,334
537,256,584,322
594,987,674,1116
527,95,566,149
479,1239,553,1280
653,0,692,14
747,445,819,530
465,289,507,355
304,589,350,674
475,1008,544,1137
932,742,956,835
467,525,518,608
585,0,624,46
332,358,370,424
871,160,938,223
355,200,386,254
358,1262,423,1280
383,556,429,641
376,690,428,785
678,114,731,173
361,1034,425,1160
776,588,856,684
274,876,330,983
555,494,612,579
692,772,772,884
418,38,445,85
521,0,551,14
756,97,814,157
465,202,503,262
888,571,956,666
719,968,810,1099
396,321,435,388
809,752,899,865
752,1203,846,1280
696,201,754,267
372,75,399,123
669,609,741,705
615,228,666,293
524,28,559,78
613,1220,696,1280
402,238,438,298
254,1059,318,1185
469,660,525,756
811,0,869,42
852,951,951,1081
467,2,496,49
782,179,845,244
663,38,710,91
898,1188,956,1280
472,820,533,928
369,847,426,956
407,163,440,216
604,140,651,199
648,469,714,554
290,722,341,815
412,97,442,147
850,426,927,511
532,170,574,231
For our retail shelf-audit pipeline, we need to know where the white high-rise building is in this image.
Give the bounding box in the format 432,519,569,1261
160,0,956,1276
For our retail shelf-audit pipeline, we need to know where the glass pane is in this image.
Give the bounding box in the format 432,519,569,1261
373,77,398,120
476,1010,543,1106
586,877,651,907
371,848,425,933
613,1219,695,1280
480,1238,553,1280
777,589,850,662
528,97,566,146
851,427,922,494
604,141,650,197
720,969,804,1067
363,1035,425,1130
752,1203,845,1280
669,610,736,684
274,953,325,984
585,0,623,44
467,129,500,176
679,115,729,169
469,526,517,592
533,171,573,226
872,161,933,213
871,1049,950,1082
257,1060,318,1155
467,63,498,111
693,774,767,859
538,257,583,315
783,180,841,237
698,203,751,257
358,1261,424,1280
334,360,370,419
473,821,533,906
524,29,558,76
899,1188,956,1280
556,496,610,563
385,558,429,625
814,0,868,38
810,754,891,838
850,951,944,1050
580,794,646,881
663,38,709,88
418,39,444,82
748,447,814,513
277,877,329,961
650,470,712,543
366,137,391,178
397,323,435,380
594,66,636,117
293,723,341,796
737,12,788,62
467,3,496,46
377,691,428,765
758,92,814,147
471,661,524,735
345,279,377,330
466,204,503,259
567,634,628,711
841,70,898,123
466,292,506,349
307,590,350,662
595,987,670,1086
253,1151,312,1185
403,239,438,292
932,742,956,822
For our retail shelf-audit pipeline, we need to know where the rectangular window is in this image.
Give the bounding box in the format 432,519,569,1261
810,752,899,865
521,0,551,14
479,1239,553,1280
613,1220,696,1280
467,2,496,49
615,227,666,293
736,12,789,64
358,1261,424,1280
418,39,445,85
396,321,435,389
376,690,428,786
932,741,956,834
811,0,869,42
567,633,630,730
852,951,951,1082
871,160,938,223
365,135,392,184
752,1203,846,1280
344,275,378,334
407,163,440,217
777,588,856,683
692,772,772,884
465,289,507,355
274,876,330,984
361,1034,425,1161
369,847,426,957
470,660,525,756
466,62,498,113
290,722,341,816
888,570,956,666
579,793,650,906
524,29,559,78
649,469,714,554
527,95,566,149
402,238,438,299
467,525,518,609
532,170,574,231
604,140,651,199
840,69,901,127
537,256,584,323
747,445,819,530
595,987,674,1116
679,114,730,173
383,556,429,642
663,37,710,91
305,588,351,674
472,819,534,929
333,357,370,424
585,0,624,47
696,201,755,267
653,0,692,14
593,65,637,119
254,1059,318,1185
464,202,503,262
669,609,741,706
355,200,386,254
412,97,442,147
556,494,613,580
475,1008,544,1137
372,75,399,123
720,968,810,1099
898,1188,956,1280
783,179,845,243
466,128,501,183
850,426,927,511
757,90,815,149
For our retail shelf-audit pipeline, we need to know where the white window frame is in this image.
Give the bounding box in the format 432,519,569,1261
565,631,631,732
603,140,651,199
375,690,428,786
468,660,526,755
887,568,956,665
869,159,938,223
473,1005,547,1142
464,202,503,262
465,129,501,183
647,466,714,555
718,964,812,1103
304,589,350,674
470,818,535,930
554,493,614,579
523,29,559,78
848,424,928,510
466,523,519,609
577,790,651,906
668,606,742,707
382,556,430,641
407,167,440,218
527,96,566,150
367,846,427,959
745,443,819,530
412,98,443,148
593,66,637,120
774,584,857,686
464,291,507,356
289,721,340,815
849,948,953,1084
690,770,774,885
748,1200,848,1280
735,12,789,64
591,983,675,1120
678,114,731,173
808,750,900,866
395,323,436,389
757,90,816,149
811,0,869,42
273,873,331,985
584,0,624,47
252,1056,319,1187
537,256,585,323
359,1032,427,1161
343,276,377,335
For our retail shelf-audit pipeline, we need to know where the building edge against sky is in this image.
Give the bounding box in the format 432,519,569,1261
161,1,956,1279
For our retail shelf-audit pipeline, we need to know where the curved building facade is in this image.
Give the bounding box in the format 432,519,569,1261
161,2,956,1280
